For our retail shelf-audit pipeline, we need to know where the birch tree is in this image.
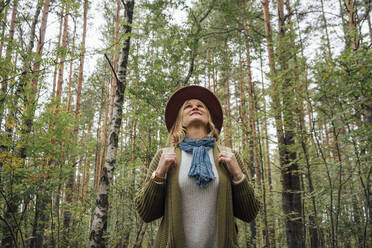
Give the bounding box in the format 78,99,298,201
89,0,135,247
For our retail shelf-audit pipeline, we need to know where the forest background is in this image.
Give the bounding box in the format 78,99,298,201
0,0,371,247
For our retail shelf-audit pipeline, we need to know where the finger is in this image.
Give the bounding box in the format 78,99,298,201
218,157,225,164
219,151,226,156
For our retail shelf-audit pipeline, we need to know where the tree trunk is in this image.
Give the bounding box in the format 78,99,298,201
20,0,50,160
60,4,73,246
0,0,9,57
320,0,332,58
96,84,109,189
109,0,121,122
239,55,249,157
23,3,51,246
52,5,64,97
0,0,17,129
261,0,274,191
55,2,69,108
77,0,88,200
82,124,92,200
0,2,19,247
243,22,260,185
207,48,211,89
259,47,275,248
76,0,88,123
222,41,232,147
223,77,232,147
133,221,147,248
344,0,359,50
88,0,135,247
62,1,88,245
28,191,50,248
212,49,216,93
276,1,304,247
66,23,76,113
367,12,372,42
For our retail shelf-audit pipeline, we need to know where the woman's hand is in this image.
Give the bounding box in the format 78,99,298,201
155,151,177,178
218,151,244,181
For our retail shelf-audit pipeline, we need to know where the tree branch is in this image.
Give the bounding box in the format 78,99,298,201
104,53,121,85
182,0,216,85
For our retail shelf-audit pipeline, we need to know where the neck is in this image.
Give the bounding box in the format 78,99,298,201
185,126,208,140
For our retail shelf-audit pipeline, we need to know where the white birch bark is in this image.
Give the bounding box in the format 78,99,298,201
88,1,135,247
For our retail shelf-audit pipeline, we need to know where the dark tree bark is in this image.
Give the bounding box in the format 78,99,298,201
276,1,304,247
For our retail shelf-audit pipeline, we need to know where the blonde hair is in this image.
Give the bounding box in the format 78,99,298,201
167,100,220,146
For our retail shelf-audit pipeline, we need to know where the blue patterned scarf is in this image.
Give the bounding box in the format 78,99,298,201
178,137,216,188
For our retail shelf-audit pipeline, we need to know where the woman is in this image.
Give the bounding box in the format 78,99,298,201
135,85,260,248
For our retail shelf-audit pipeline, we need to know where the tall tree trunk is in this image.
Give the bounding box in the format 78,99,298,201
94,86,105,189
212,49,216,93
25,3,51,247
60,3,72,245
77,0,88,199
28,190,50,248
207,48,211,89
367,12,372,41
259,46,275,248
52,5,64,97
98,0,121,192
62,1,88,245
109,0,121,122
0,0,17,129
239,55,249,157
133,221,147,248
66,22,76,113
222,41,232,147
276,1,304,247
243,23,261,185
76,0,89,117
20,2,51,247
320,0,332,58
20,0,50,159
55,3,69,108
223,77,232,147
82,124,92,200
262,2,279,246
261,0,274,190
0,2,20,247
344,0,359,49
338,0,349,47
88,0,135,247
0,0,9,57
96,84,109,189
291,3,322,246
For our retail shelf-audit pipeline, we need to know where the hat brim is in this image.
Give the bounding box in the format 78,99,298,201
165,85,223,132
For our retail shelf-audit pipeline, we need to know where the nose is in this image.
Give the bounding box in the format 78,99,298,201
192,105,199,111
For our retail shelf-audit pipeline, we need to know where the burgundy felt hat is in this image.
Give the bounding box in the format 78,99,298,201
165,85,223,132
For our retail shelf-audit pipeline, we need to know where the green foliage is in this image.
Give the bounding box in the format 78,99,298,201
1,0,371,247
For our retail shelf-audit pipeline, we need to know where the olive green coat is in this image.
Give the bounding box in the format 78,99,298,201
135,145,260,248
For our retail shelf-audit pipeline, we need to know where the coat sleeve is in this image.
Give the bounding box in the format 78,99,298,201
135,149,167,223
231,151,261,222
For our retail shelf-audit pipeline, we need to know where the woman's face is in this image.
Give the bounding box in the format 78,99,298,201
182,99,209,129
